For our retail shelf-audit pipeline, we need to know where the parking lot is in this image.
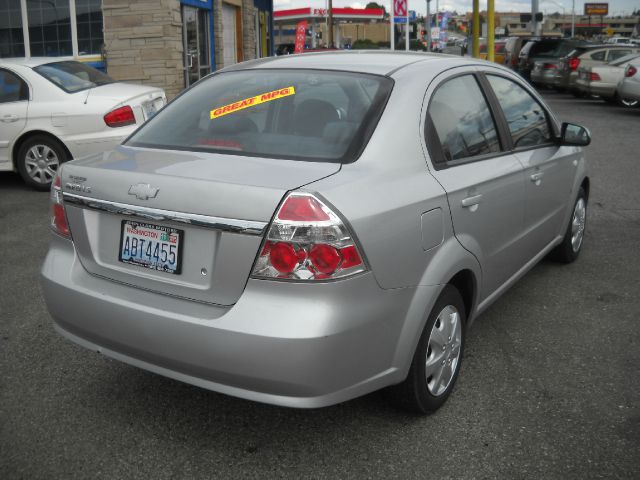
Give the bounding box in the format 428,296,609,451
1,91,639,479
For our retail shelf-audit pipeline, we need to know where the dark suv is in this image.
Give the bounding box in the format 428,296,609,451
518,38,587,81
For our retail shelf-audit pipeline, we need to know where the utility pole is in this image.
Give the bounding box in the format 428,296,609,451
425,0,431,52
532,0,541,35
327,0,334,48
571,0,575,37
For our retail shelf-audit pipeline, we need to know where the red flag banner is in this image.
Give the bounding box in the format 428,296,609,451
294,20,308,54
393,0,407,17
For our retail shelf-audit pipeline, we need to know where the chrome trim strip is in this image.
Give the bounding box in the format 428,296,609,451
62,192,268,236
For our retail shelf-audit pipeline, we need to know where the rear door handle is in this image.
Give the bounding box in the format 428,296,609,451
1,114,19,123
461,194,483,208
530,172,544,182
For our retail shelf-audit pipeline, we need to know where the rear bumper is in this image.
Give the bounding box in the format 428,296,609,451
575,79,616,97
42,234,437,408
531,68,557,85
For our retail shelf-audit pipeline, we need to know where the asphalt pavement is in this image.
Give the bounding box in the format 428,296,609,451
1,91,639,479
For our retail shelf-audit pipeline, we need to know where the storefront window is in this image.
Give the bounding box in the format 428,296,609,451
0,0,25,58
75,0,103,55
27,0,72,56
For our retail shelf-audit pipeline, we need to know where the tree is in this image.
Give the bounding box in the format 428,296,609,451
366,2,387,16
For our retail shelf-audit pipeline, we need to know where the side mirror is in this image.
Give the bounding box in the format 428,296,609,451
559,122,591,146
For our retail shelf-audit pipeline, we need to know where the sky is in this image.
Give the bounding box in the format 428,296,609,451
273,0,640,17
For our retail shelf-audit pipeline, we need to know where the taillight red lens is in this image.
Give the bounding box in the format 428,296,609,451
50,173,71,238
543,63,557,70
626,66,638,77
309,244,341,274
251,193,366,281
589,72,601,81
270,242,302,274
277,195,330,221
104,105,136,128
569,58,580,71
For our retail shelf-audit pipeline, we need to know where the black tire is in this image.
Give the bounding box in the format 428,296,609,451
16,135,69,191
549,187,587,263
388,284,466,414
571,89,587,98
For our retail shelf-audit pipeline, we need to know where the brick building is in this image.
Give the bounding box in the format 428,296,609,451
0,0,274,98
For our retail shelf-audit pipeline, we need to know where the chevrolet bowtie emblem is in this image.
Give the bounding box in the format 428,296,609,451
128,183,159,200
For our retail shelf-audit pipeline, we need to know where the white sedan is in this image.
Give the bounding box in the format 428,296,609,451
618,60,640,103
0,58,166,190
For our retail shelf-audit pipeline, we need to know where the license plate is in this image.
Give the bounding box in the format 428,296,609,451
119,220,183,274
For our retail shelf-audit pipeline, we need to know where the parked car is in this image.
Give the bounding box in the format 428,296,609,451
479,39,508,65
504,36,536,70
519,38,587,82
575,53,640,107
0,58,166,190
42,52,590,413
605,37,640,45
618,59,640,102
555,45,640,94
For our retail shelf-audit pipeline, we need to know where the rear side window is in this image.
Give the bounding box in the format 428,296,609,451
427,75,500,162
127,69,393,163
607,49,632,62
0,69,28,103
0,69,29,103
591,50,606,61
486,75,551,149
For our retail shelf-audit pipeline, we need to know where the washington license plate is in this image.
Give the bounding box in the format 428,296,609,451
119,221,183,274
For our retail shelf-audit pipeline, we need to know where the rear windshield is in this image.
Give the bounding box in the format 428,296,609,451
126,69,393,163
529,40,563,57
34,61,115,93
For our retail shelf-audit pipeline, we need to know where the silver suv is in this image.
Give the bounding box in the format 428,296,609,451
42,53,591,413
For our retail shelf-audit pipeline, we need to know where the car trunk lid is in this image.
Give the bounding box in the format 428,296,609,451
61,145,340,305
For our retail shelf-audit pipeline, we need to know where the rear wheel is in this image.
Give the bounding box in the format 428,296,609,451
16,135,69,191
615,93,639,108
389,285,466,413
549,187,587,263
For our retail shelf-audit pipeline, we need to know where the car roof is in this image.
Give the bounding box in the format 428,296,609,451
221,51,477,77
0,56,75,68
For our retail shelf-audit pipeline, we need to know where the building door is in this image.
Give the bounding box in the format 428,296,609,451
182,5,211,88
222,3,237,67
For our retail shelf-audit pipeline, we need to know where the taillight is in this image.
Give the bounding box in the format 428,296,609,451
569,58,581,71
626,65,638,77
50,172,71,238
542,63,557,70
104,105,136,127
589,72,601,81
251,193,366,281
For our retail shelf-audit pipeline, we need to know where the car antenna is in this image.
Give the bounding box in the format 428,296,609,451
84,86,92,104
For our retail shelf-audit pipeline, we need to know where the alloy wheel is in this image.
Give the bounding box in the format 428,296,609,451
571,197,587,253
425,305,462,396
24,144,59,185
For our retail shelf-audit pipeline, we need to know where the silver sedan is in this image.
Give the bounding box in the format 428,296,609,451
41,52,591,413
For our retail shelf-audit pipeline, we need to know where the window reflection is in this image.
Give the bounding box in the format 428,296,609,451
487,75,551,148
27,0,72,56
429,75,501,162
0,0,25,58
